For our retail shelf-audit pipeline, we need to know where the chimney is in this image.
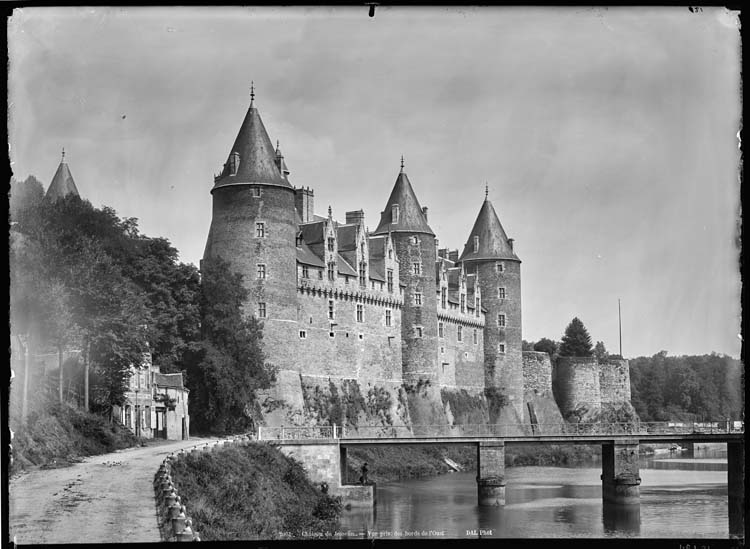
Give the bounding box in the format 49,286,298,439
422,206,428,221
295,186,315,223
438,248,449,259
508,238,514,251
345,210,365,226
448,249,459,263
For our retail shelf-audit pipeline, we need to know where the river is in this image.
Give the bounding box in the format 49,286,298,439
338,446,731,539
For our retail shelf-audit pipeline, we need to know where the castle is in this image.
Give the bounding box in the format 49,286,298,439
196,90,637,433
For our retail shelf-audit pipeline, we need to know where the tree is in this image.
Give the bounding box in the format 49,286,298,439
10,175,44,222
183,257,274,433
594,341,609,361
533,338,559,358
558,317,593,357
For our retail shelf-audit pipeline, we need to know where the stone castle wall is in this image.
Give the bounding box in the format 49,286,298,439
437,314,485,389
599,358,632,405
521,351,563,430
553,356,602,422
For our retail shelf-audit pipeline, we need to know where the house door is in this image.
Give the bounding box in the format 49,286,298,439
182,418,187,440
155,409,167,439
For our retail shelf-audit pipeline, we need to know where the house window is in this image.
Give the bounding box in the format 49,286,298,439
457,326,463,342
388,248,393,259
318,269,324,280
440,347,445,355
415,326,423,338
385,309,392,327
258,302,266,318
438,321,444,338
387,269,394,292
299,330,307,339
229,152,240,175
359,262,367,287
498,314,506,327
464,351,469,359
257,264,266,279
496,262,504,273
256,222,265,238
302,265,309,278
358,333,364,340
460,295,465,313
473,329,478,344
498,287,506,299
441,288,447,309
392,204,400,223
412,262,421,275
356,304,364,323
498,343,506,354
328,300,335,320
329,331,335,338
327,262,336,281
252,186,262,198
327,237,335,252
414,292,423,306
473,235,479,253
475,297,480,317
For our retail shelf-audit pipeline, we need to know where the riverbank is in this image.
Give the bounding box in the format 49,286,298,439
168,443,341,540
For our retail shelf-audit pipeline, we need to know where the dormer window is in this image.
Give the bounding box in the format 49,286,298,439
473,235,479,253
228,152,240,176
392,204,400,224
327,237,335,253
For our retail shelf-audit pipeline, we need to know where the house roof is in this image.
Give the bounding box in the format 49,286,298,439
296,242,325,267
212,97,292,191
459,198,520,262
154,372,185,390
337,253,357,277
373,167,434,236
45,153,79,202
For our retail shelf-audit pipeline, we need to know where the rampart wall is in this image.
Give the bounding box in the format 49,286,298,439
553,356,601,422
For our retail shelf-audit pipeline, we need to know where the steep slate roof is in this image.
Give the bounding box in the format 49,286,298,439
337,253,357,276
297,242,325,267
367,235,388,281
154,372,185,390
213,96,291,191
300,220,326,245
459,198,520,262
45,154,79,202
336,224,358,251
373,168,434,236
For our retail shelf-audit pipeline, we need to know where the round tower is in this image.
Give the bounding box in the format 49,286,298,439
458,190,524,422
203,88,298,368
372,158,439,384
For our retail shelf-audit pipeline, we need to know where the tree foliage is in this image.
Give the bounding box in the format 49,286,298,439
594,341,609,361
182,257,275,434
558,317,593,357
533,338,559,360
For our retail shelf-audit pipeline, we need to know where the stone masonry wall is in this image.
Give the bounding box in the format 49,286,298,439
521,351,563,430
437,314,485,390
599,359,632,405
553,356,601,422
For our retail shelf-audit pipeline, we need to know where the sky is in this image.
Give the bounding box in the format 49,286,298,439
8,6,742,359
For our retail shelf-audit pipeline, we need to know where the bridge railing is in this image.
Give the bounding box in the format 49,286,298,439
256,421,744,441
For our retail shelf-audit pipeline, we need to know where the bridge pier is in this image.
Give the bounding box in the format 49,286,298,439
477,441,506,506
728,441,744,538
601,440,641,505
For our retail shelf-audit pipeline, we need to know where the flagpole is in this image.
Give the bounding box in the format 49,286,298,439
618,298,622,357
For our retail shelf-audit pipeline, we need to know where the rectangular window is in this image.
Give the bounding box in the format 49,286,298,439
438,321,444,338
473,329,478,344
302,265,309,278
475,297,480,317
299,330,307,339
327,237,335,252
257,264,266,279
256,222,265,238
460,295,465,313
387,269,394,293
498,314,506,327
440,347,445,355
318,269,324,280
498,343,506,354
412,262,421,275
388,248,393,259
498,287,506,299
252,187,262,198
496,262,504,273
327,262,335,281
328,300,335,321
356,304,364,323
473,235,479,253
258,302,266,318
441,288,447,309
415,326,423,338
414,292,423,306
359,262,367,287
385,309,392,327
457,326,463,342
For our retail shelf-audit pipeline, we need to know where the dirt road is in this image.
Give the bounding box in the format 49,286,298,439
8,437,222,544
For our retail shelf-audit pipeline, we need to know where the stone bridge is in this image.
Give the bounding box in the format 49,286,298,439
260,421,745,537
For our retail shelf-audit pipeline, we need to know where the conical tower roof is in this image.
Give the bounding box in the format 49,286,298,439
459,196,520,262
213,89,291,191
45,149,79,201
372,161,434,236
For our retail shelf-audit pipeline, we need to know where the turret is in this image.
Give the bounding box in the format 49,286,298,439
458,186,523,422
45,148,80,202
203,85,298,368
373,157,438,383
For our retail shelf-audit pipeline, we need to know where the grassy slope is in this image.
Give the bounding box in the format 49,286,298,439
168,444,341,541
10,402,139,474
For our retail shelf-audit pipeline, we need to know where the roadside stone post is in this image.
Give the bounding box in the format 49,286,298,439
476,441,506,506
601,440,641,505
728,441,744,538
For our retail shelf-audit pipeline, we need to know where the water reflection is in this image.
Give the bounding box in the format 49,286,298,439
603,502,641,535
